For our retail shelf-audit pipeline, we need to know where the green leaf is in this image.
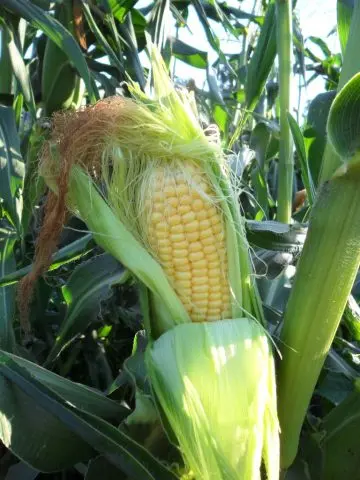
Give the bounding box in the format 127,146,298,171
45,253,128,364
343,295,360,340
4,462,39,480
0,21,36,118
308,36,332,58
0,236,16,352
245,2,277,111
7,351,129,421
148,0,171,55
212,104,228,133
327,72,360,159
337,0,354,56
81,2,125,77
109,0,138,23
317,371,353,405
303,90,336,186
0,105,25,232
192,0,234,74
0,353,95,471
246,220,307,253
207,66,225,105
0,233,95,287
2,0,97,103
320,381,360,479
118,16,146,89
21,123,47,236
172,38,208,69
108,331,149,396
287,112,316,204
86,455,122,480
0,352,178,479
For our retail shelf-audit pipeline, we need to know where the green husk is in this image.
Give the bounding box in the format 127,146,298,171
146,318,279,480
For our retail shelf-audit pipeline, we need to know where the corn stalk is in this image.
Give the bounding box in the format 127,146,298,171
276,0,293,223
278,73,360,469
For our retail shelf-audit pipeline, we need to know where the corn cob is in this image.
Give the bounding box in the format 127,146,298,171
142,164,231,322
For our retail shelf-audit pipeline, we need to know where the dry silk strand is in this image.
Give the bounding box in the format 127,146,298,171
140,162,232,323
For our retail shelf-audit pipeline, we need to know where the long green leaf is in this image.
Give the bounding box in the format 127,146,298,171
7,351,129,421
0,354,95,471
0,105,25,232
287,112,316,204
245,2,277,111
337,0,354,56
0,233,94,287
172,38,208,68
0,352,178,479
1,0,97,103
326,71,360,159
45,253,128,364
0,236,16,352
320,381,360,479
81,1,125,77
319,1,360,181
303,90,336,186
0,20,36,118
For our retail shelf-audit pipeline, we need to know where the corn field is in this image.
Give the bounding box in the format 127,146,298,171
0,0,360,479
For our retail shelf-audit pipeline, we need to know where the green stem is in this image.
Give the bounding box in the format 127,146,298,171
278,160,360,468
276,0,293,223
319,0,360,182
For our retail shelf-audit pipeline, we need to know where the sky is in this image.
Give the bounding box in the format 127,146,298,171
170,0,338,111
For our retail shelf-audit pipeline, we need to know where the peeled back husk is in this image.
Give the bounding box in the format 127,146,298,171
146,318,279,480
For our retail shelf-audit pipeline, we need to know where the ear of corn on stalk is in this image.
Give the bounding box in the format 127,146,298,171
28,45,279,479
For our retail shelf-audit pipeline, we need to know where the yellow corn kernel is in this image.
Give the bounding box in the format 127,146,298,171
143,164,231,322
186,231,200,242
175,271,192,280
168,214,182,226
184,220,199,233
178,204,192,215
203,244,217,254
189,242,202,252
189,251,204,262
171,224,184,234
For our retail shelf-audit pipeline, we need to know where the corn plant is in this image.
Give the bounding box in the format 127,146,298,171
1,1,360,479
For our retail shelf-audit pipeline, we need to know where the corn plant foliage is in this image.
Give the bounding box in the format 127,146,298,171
0,351,177,479
0,106,25,232
46,253,128,364
327,72,360,159
337,0,355,55
303,90,336,186
0,236,16,353
1,0,360,478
